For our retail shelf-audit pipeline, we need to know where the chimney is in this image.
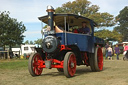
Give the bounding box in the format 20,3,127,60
46,5,55,31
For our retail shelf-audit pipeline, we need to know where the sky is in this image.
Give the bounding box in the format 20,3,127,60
0,0,128,42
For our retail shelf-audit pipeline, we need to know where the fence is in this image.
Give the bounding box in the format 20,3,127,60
0,51,10,59
0,51,21,59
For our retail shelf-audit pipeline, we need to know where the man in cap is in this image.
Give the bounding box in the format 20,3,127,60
78,21,90,34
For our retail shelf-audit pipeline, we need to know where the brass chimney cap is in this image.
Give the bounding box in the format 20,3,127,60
46,5,55,12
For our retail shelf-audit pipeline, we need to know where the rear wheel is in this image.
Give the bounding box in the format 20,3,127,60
89,53,95,71
64,52,76,78
28,53,43,76
89,47,103,71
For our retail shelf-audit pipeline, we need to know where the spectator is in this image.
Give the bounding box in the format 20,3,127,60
105,43,109,59
24,53,27,59
107,45,113,60
124,44,128,51
114,45,120,60
123,44,128,59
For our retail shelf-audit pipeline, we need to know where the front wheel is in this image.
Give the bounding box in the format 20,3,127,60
89,47,103,71
28,53,43,76
64,52,76,78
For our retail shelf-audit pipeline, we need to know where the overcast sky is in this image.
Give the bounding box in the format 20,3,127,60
0,0,128,42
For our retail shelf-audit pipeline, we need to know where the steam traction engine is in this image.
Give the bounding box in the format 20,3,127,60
28,6,104,78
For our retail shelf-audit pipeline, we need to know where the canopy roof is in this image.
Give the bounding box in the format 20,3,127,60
38,14,97,27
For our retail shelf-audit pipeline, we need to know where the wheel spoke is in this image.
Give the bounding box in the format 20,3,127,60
36,55,39,60
34,57,36,62
33,62,37,67
35,67,40,75
33,67,36,73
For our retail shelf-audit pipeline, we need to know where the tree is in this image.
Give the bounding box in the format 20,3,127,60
94,29,123,42
34,39,42,47
114,6,128,41
55,0,115,27
24,40,34,44
24,40,29,44
30,41,34,44
0,11,26,50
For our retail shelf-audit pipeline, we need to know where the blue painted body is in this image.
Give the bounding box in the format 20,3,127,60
55,33,104,53
41,14,105,54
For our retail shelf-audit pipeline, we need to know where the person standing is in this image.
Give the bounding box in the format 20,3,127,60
114,45,120,60
105,43,109,59
123,44,128,60
107,45,113,60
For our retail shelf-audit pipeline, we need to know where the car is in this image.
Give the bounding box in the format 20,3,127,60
28,6,105,78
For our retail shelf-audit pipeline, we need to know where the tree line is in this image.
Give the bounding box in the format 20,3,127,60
24,39,42,47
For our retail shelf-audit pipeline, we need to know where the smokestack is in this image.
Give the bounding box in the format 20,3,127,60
46,5,55,31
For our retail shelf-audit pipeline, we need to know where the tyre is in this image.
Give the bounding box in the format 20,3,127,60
89,53,96,71
102,47,106,56
64,52,76,78
28,53,43,76
123,57,128,61
123,57,126,61
89,47,103,71
57,68,63,72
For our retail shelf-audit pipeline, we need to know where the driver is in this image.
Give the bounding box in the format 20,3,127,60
78,21,90,34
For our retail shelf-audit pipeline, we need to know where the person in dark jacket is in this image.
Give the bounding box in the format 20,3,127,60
78,21,90,34
105,43,109,59
114,45,120,60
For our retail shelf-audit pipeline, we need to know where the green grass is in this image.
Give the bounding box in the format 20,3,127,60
0,59,28,69
0,54,124,70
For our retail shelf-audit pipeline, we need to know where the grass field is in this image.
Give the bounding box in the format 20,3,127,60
0,55,128,85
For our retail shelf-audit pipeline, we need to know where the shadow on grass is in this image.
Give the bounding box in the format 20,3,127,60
39,68,91,77
40,72,64,77
75,67,92,77
38,66,110,77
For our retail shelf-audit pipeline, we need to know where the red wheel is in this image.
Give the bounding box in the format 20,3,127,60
64,52,76,78
97,47,103,71
28,53,43,76
89,47,103,71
